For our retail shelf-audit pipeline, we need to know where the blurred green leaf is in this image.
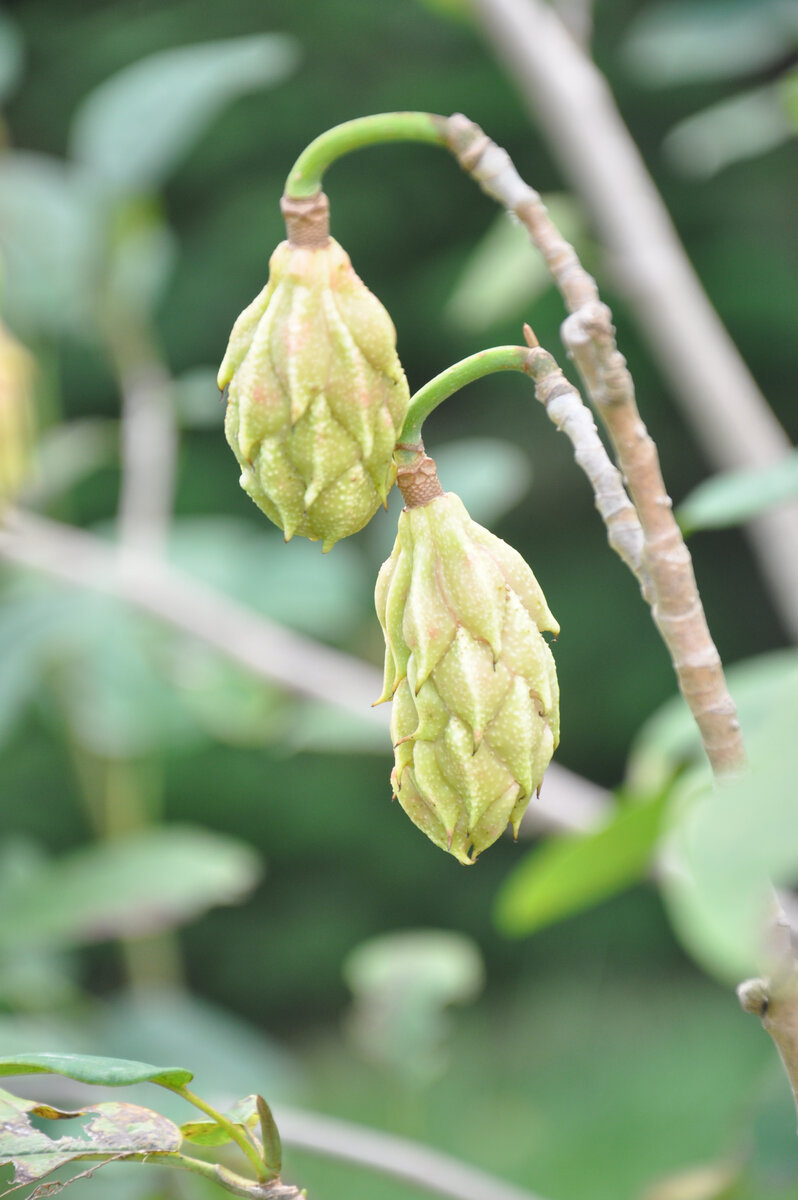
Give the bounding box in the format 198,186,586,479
662,689,798,982
495,794,667,938
70,35,300,194
0,11,24,107
0,583,202,757
168,517,368,639
434,437,532,527
444,198,585,332
343,930,484,1085
285,701,385,755
345,930,484,1002
412,0,471,22
0,1052,192,1087
0,945,79,1014
622,0,796,86
59,601,204,758
0,841,79,1013
781,67,798,130
626,649,798,801
0,603,41,748
167,640,286,747
0,826,262,950
0,1087,182,1190
97,989,300,1106
104,199,177,318
173,367,222,429
678,451,798,533
20,418,118,507
0,585,107,749
663,84,794,180
0,153,101,336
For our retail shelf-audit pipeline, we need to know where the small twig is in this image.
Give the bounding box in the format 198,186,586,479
470,0,798,642
522,329,645,582
276,1105,552,1200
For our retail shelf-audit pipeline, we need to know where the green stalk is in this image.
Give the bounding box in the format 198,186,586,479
284,112,448,198
398,346,529,456
79,1152,281,1198
165,1084,268,1182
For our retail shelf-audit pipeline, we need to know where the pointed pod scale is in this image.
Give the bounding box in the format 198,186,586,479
219,191,410,550
0,321,35,512
375,481,559,864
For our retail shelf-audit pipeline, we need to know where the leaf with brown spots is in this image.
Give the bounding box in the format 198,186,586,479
0,1086,181,1194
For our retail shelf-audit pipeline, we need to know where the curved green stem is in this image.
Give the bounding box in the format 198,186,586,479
399,346,529,455
165,1084,268,1182
285,112,448,198
46,1153,261,1197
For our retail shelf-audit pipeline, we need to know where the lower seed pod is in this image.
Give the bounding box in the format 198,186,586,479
375,471,559,864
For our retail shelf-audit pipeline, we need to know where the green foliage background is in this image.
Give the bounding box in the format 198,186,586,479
1,2,798,1199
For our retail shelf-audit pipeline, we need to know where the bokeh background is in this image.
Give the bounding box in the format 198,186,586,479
1,1,798,1198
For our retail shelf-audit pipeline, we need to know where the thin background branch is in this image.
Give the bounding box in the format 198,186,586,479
106,317,178,558
470,0,798,641
276,1105,552,1200
0,507,608,835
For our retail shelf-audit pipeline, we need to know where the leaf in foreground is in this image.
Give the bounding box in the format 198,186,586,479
180,1093,261,1147
0,1086,181,1191
0,1053,192,1088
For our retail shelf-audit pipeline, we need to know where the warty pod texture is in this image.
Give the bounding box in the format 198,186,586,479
375,491,559,864
0,322,34,510
218,238,410,551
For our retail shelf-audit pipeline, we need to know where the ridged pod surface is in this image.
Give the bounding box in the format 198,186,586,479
218,237,409,550
0,322,34,510
375,491,559,864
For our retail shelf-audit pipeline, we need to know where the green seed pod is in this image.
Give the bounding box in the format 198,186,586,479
218,192,409,551
0,321,34,511
375,463,559,864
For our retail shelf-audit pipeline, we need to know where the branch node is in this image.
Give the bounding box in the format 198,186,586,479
738,977,770,1018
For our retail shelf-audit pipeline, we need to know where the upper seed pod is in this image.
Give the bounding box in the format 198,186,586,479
0,320,35,512
375,454,559,864
219,192,410,551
